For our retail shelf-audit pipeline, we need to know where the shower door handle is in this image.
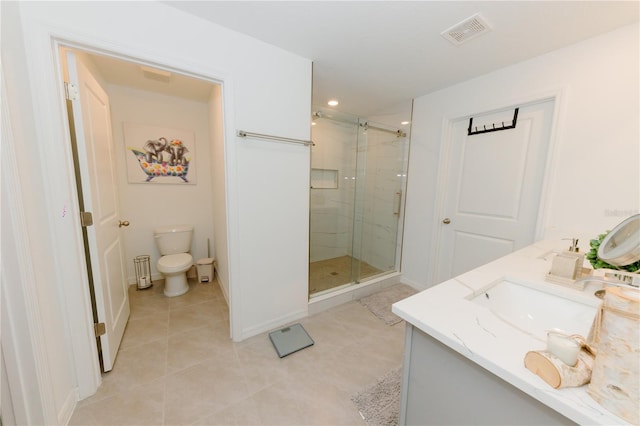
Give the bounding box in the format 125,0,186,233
393,191,402,215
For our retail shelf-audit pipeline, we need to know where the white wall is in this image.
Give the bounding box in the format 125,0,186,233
209,85,230,302
2,1,311,422
1,4,83,424
402,23,640,289
107,85,216,283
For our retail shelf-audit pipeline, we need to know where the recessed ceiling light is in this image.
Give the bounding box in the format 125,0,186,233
327,99,339,107
401,121,410,125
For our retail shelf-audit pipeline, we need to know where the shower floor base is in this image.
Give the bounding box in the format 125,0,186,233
309,255,382,295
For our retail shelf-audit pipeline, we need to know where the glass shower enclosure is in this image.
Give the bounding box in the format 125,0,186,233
309,107,410,296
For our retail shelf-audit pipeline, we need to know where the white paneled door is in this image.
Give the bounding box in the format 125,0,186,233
435,100,554,284
66,51,130,372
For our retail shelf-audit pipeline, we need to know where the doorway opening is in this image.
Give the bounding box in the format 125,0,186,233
58,45,228,373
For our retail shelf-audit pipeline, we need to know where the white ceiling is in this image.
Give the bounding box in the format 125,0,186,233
89,54,217,103
89,2,638,121
162,1,638,117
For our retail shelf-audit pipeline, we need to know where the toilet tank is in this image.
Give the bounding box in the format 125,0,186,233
154,225,193,255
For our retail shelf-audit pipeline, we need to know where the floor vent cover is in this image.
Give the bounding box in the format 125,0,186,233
441,13,492,45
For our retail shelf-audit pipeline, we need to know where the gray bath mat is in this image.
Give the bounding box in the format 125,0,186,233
359,284,417,325
269,323,314,358
352,367,402,426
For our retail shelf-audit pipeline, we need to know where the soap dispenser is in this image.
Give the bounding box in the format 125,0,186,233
549,238,585,280
566,238,585,279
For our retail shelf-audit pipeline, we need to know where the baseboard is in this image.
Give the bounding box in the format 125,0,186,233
238,308,308,342
216,272,230,306
399,276,428,292
58,388,78,426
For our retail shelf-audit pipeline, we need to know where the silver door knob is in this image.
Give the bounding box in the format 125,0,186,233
118,220,130,228
442,218,451,224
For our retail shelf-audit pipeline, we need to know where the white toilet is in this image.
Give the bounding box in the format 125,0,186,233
154,225,194,297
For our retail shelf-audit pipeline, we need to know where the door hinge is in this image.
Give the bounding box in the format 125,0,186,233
80,211,93,227
94,322,106,337
65,82,80,101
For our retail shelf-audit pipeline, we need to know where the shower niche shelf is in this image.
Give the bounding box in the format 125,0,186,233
310,168,338,189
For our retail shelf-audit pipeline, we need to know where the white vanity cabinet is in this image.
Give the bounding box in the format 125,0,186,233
399,324,573,425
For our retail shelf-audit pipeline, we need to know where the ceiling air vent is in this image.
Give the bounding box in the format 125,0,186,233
441,13,492,45
140,65,172,83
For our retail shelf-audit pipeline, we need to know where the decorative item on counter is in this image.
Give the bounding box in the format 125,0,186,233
134,255,153,290
524,347,595,389
587,214,640,274
582,214,640,423
546,330,582,366
585,214,640,291
587,285,640,425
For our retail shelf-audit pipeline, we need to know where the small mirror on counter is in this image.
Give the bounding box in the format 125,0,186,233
597,214,640,267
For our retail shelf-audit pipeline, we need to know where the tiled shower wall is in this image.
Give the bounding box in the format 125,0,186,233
310,118,357,262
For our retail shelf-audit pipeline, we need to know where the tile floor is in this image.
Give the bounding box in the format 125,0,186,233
309,255,383,295
70,278,405,425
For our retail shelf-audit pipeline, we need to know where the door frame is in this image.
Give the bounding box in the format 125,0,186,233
64,49,134,372
41,32,237,400
429,91,566,286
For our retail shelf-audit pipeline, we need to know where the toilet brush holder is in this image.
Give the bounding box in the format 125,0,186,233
134,255,153,290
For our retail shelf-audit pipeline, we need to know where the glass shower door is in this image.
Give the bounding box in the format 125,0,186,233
350,118,368,283
351,120,408,283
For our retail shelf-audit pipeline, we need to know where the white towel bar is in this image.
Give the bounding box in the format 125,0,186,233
237,130,314,146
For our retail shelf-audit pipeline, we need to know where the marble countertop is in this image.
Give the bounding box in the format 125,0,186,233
392,240,630,425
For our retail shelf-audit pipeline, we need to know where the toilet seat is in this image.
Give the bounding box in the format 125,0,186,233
157,253,192,273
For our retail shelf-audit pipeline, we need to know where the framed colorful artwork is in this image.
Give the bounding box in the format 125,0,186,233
124,122,197,184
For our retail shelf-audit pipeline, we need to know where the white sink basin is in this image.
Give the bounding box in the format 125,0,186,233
468,278,599,341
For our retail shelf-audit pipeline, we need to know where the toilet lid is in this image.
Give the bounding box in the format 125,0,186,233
158,253,193,268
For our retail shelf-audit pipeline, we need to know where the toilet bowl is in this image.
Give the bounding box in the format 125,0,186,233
157,253,193,297
154,225,193,297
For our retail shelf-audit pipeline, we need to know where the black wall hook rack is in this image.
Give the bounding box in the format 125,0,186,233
468,107,519,136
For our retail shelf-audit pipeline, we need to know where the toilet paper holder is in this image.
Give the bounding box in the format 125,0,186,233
134,255,153,290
